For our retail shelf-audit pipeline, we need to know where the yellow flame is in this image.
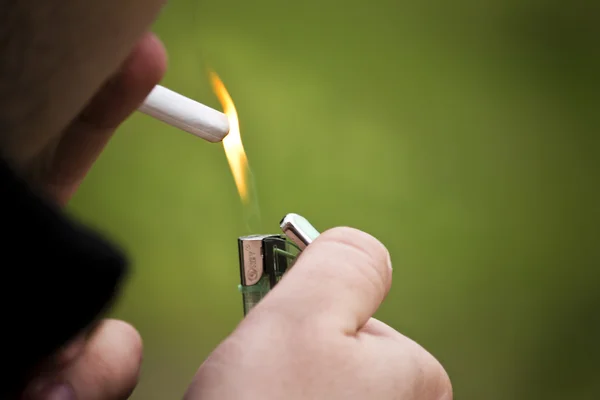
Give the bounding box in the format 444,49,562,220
209,71,249,204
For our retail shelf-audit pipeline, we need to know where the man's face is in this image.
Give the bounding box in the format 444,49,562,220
0,0,167,172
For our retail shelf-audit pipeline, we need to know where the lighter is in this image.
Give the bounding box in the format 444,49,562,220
237,213,321,315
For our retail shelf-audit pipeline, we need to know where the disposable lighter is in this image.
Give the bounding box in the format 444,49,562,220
237,213,321,315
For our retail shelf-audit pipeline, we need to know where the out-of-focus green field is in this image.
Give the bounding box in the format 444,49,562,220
68,0,599,399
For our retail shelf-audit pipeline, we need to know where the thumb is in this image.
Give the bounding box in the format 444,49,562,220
255,227,393,333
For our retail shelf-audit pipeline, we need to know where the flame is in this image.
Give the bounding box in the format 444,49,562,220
209,71,249,204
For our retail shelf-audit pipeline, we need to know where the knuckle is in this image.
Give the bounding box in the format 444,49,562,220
405,340,452,400
317,227,392,294
383,331,453,400
422,356,453,400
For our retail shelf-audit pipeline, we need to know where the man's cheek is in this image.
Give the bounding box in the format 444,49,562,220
0,0,166,171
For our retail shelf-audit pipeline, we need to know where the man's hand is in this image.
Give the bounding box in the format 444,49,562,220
24,226,452,400
185,227,453,400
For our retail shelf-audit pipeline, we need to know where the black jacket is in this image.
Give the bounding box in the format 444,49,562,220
0,157,126,396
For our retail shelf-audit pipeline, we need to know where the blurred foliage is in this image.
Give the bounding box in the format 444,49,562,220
68,0,599,399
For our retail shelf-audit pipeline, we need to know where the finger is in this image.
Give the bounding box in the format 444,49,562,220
26,319,143,400
255,227,393,333
44,31,167,205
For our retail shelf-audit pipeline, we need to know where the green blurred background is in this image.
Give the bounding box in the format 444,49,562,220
67,0,599,399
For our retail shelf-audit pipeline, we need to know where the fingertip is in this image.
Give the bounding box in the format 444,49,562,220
312,226,393,294
66,319,143,400
21,319,143,400
100,318,143,359
257,226,393,332
120,31,168,92
96,318,144,376
90,318,144,385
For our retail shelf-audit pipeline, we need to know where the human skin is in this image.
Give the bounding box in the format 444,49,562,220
1,1,452,399
184,227,453,400
0,0,167,199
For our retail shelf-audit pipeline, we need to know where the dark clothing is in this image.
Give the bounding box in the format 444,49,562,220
0,158,127,396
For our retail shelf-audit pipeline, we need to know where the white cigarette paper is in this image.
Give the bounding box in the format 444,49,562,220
138,85,230,142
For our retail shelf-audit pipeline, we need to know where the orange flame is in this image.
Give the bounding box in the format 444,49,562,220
209,71,249,204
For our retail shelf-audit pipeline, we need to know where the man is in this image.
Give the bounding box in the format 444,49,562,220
1,1,452,399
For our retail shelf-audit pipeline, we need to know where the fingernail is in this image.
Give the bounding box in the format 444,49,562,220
39,383,76,400
386,252,393,271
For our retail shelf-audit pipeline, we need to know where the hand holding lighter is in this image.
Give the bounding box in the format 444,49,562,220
237,213,321,315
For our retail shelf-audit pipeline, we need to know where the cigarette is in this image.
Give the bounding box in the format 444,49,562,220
137,85,230,142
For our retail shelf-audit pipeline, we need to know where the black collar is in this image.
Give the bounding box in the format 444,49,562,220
0,157,127,395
